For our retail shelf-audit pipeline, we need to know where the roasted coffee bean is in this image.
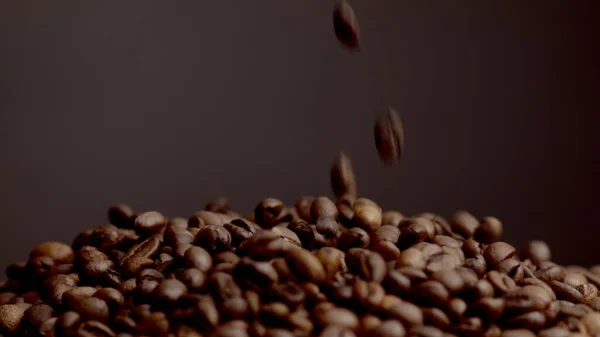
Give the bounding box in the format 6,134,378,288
374,106,404,165
432,269,465,295
233,257,278,291
535,264,565,283
183,246,213,272
134,211,166,235
164,226,194,247
255,198,286,228
396,248,426,270
224,219,258,246
372,239,401,262
345,248,386,283
0,304,25,333
581,312,600,335
500,329,535,337
315,305,359,330
415,281,449,307
449,211,479,239
473,217,503,244
285,247,326,283
271,226,302,247
549,281,584,303
108,204,135,229
333,0,360,50
381,211,405,228
288,220,318,250
484,242,516,267
521,241,551,265
331,152,357,200
63,286,98,310
320,324,356,337
505,285,553,312
485,270,517,294
388,301,424,327
193,225,232,253
120,236,160,265
30,241,74,263
311,197,339,222
78,320,115,337
338,227,371,251
314,247,346,280
237,230,290,260
352,198,383,232
423,307,451,329
409,325,444,337
189,210,228,228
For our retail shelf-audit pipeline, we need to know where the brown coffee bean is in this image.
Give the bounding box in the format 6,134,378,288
474,217,503,244
345,248,386,283
285,247,326,283
338,227,371,251
538,327,570,337
153,278,187,304
233,257,278,291
382,211,405,228
465,255,487,277
449,211,479,239
188,210,228,228
409,325,443,337
92,288,123,314
30,242,74,263
549,281,584,303
254,198,286,228
311,197,339,221
120,236,160,266
446,298,467,322
485,270,517,294
108,204,135,228
134,211,166,234
396,248,426,270
314,247,346,280
535,264,565,283
484,242,516,267
423,308,451,329
330,152,358,199
521,240,551,265
432,269,465,295
415,281,449,307
576,283,598,303
353,198,383,232
63,286,98,310
388,301,423,327
77,320,115,337
563,272,588,288
374,107,404,165
372,239,401,262
0,304,25,333
120,256,153,278
22,304,54,332
505,285,553,313
193,225,232,253
183,246,213,272
500,329,536,337
371,320,406,337
469,298,505,321
507,311,546,330
315,305,359,330
333,0,360,50
581,312,600,335
164,226,194,247
78,297,109,323
260,301,290,323
237,230,290,260
271,226,302,247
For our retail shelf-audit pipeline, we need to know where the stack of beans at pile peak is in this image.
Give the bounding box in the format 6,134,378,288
1,153,600,337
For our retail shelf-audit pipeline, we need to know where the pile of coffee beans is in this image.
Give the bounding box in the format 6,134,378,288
1,151,600,337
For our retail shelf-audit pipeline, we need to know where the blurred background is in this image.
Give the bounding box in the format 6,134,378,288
0,2,598,273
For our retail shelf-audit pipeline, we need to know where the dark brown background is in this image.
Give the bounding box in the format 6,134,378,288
0,2,598,274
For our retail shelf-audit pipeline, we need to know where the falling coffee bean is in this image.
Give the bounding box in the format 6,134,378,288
374,107,405,166
333,0,360,50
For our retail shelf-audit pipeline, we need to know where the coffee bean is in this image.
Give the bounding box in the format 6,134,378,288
0,304,25,334
63,286,98,310
581,312,600,335
521,241,551,266
415,281,449,307
535,264,565,283
374,106,404,165
314,247,346,280
409,325,443,337
189,210,228,228
575,283,598,303
500,329,536,337
237,230,290,260
338,227,370,251
108,204,135,229
507,310,546,330
311,197,339,222
233,257,278,291
134,211,166,235
345,248,386,283
505,285,553,313
485,271,517,294
315,305,359,330
183,246,213,272
271,226,302,247
372,239,401,262
224,219,258,246
120,236,160,265
484,242,517,267
30,242,74,263
353,198,382,232
78,297,109,323
549,281,584,303
285,247,326,283
423,308,450,329
92,288,124,314
255,198,286,228
387,301,423,327
333,0,360,50
164,226,194,247
473,217,503,244
538,327,570,337
78,320,115,337
432,269,465,295
396,248,426,270
562,272,587,288
449,211,479,239
193,225,232,253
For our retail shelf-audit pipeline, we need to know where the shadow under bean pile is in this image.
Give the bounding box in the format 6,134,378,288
1,153,600,337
